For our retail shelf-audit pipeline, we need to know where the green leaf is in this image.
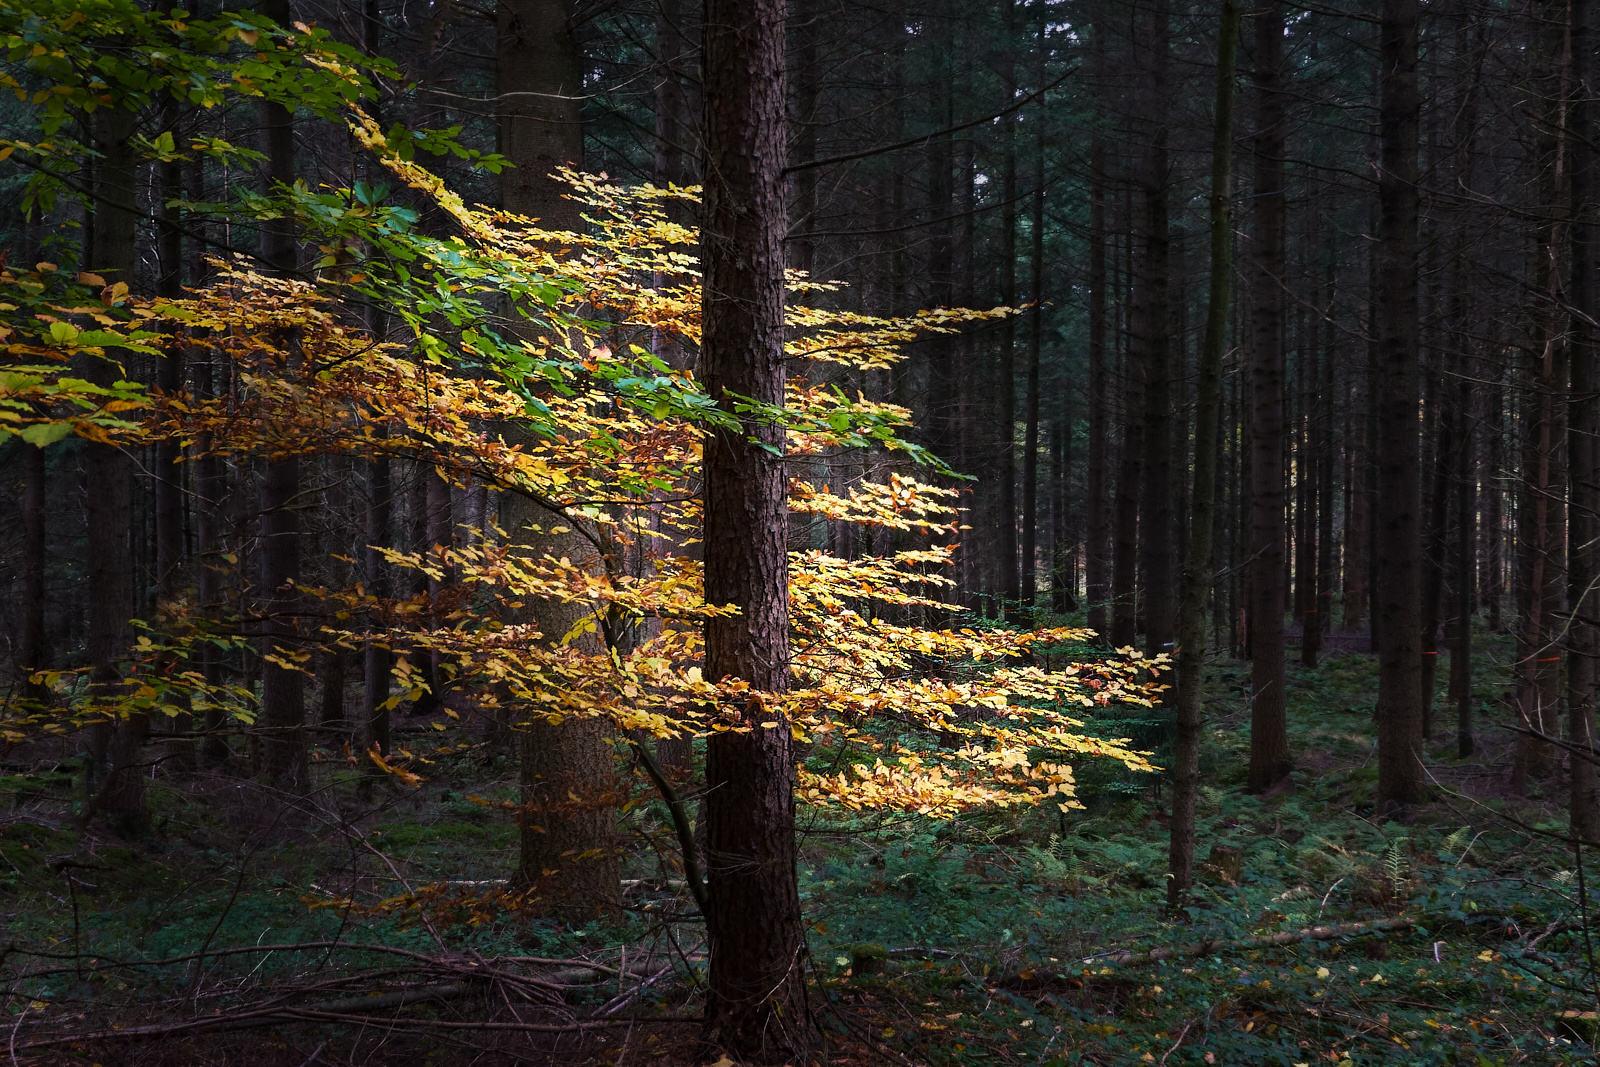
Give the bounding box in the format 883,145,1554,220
17,421,74,447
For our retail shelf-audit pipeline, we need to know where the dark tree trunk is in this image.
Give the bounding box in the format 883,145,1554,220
1569,0,1600,836
498,0,623,916
998,0,1020,615
1375,0,1426,815
364,449,392,759
698,0,813,1057
1085,58,1111,642
1137,0,1174,660
258,1,307,789
83,102,146,834
1021,118,1045,611
1342,347,1370,632
1169,0,1239,910
19,439,47,702
1246,0,1291,794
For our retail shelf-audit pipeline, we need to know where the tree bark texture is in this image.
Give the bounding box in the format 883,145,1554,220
1169,0,1239,911
1570,0,1600,837
699,0,813,1056
1375,0,1426,815
498,0,623,917
1246,0,1291,794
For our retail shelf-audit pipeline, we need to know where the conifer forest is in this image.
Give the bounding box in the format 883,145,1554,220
6,0,1600,1063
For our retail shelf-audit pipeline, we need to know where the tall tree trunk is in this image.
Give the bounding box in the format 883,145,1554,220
998,0,1020,614
1375,0,1426,815
83,102,146,833
1246,0,1291,794
698,0,813,1057
498,0,622,916
1456,365,1476,759
1169,0,1239,911
1342,364,1369,632
19,439,47,703
1419,385,1454,738
1021,115,1045,611
364,447,392,759
1085,33,1111,641
1314,263,1335,664
1569,0,1600,837
1137,0,1174,660
258,0,307,790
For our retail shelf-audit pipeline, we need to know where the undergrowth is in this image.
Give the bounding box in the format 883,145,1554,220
0,619,1593,1064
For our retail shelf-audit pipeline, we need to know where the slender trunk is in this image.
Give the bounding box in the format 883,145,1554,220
1137,0,1174,660
1085,76,1110,641
1342,354,1370,632
1022,117,1045,611
1570,0,1600,836
998,0,1020,614
1375,0,1426,814
83,102,146,833
1456,369,1476,759
194,347,230,767
19,440,47,702
364,448,392,758
1246,0,1291,794
258,0,307,789
1420,390,1454,738
699,0,812,1056
1169,0,1239,910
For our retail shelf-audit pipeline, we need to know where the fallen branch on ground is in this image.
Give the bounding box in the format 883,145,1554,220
1081,916,1417,968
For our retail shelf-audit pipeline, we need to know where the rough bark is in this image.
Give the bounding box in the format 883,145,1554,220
1136,0,1174,660
258,0,307,790
1246,0,1291,795
1085,38,1111,642
1375,0,1426,815
1570,0,1600,837
698,0,813,1056
498,0,623,917
83,101,147,834
1169,0,1238,911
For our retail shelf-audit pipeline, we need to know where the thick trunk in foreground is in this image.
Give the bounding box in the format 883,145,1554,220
1246,0,1291,794
1169,0,1239,911
699,0,813,1057
1375,0,1426,815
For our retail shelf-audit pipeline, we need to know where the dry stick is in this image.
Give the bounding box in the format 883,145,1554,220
1080,917,1415,968
16,1005,703,1050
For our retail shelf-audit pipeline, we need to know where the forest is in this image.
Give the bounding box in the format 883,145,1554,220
0,0,1595,1063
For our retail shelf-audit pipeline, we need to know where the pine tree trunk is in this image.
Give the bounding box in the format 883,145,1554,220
498,0,622,917
83,103,147,833
1374,0,1426,815
1169,0,1239,910
364,449,392,759
1569,0,1600,836
19,439,47,703
1021,118,1045,611
258,8,307,789
998,0,1020,615
699,0,814,1056
1137,0,1174,660
1085,57,1111,642
1246,0,1291,794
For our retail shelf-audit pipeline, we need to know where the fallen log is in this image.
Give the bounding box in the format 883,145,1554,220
1083,916,1416,968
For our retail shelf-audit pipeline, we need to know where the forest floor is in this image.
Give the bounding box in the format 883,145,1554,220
0,623,1593,1066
